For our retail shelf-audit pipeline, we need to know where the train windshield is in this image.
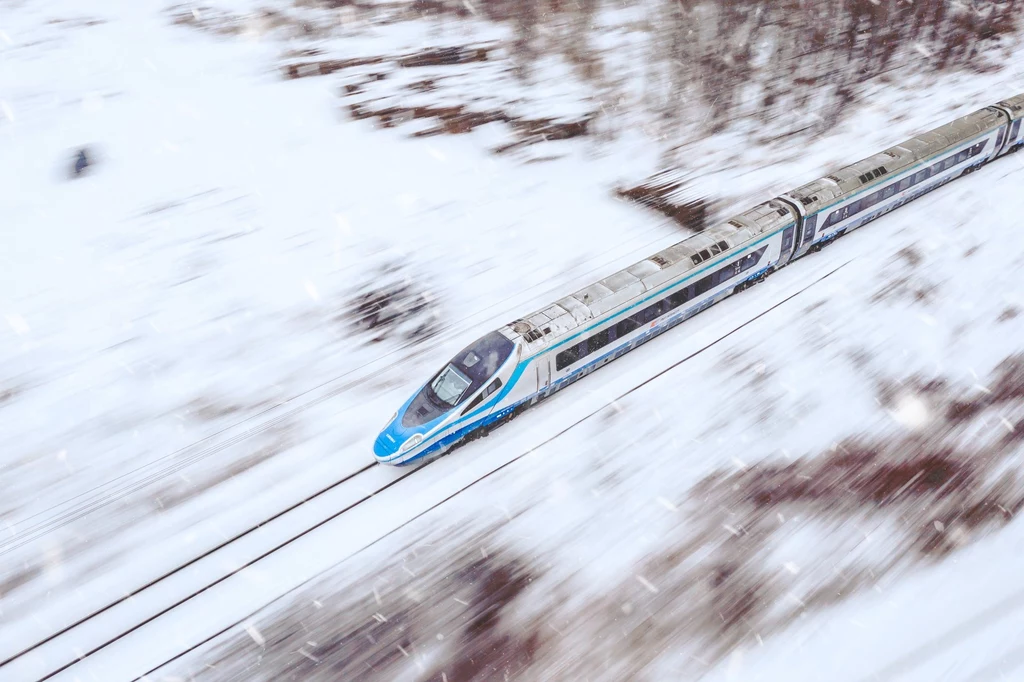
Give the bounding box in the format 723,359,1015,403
402,332,515,427
430,365,472,406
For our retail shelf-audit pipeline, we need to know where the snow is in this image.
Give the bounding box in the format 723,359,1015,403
0,0,674,634
3,0,1024,681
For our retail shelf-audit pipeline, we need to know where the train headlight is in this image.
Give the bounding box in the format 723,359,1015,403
400,434,423,453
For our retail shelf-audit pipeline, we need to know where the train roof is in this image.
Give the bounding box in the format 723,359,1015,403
501,199,796,352
784,106,1006,214
996,92,1024,118
499,92,1024,354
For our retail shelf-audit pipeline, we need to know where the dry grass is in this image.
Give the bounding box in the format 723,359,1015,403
180,525,544,681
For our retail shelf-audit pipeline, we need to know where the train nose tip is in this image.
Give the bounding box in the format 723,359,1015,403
373,431,400,461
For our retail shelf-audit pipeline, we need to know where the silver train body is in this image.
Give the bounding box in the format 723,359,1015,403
373,93,1024,465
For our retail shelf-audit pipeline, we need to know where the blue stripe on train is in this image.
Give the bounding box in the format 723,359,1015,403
394,277,757,465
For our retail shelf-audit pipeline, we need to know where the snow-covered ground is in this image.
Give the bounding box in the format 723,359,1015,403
2,0,1024,680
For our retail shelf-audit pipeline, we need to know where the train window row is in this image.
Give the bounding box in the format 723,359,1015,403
555,246,769,371
823,141,986,229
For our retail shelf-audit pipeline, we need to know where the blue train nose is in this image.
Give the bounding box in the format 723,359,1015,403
374,430,401,460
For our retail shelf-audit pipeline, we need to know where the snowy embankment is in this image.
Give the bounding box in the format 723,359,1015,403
2,0,1024,680
166,161,1024,682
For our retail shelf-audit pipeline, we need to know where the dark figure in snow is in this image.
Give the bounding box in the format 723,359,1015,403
71,148,91,178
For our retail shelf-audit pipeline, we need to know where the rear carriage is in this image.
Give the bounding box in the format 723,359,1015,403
781,106,1011,253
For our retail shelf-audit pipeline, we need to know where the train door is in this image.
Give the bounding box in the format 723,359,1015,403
535,357,552,401
793,213,818,259
779,225,796,266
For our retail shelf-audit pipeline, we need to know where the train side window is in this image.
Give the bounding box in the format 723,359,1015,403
555,345,580,371
956,150,968,164
882,184,896,200
616,317,639,338
462,393,485,415
1011,119,1022,139
996,127,1006,149
667,289,689,309
694,275,713,296
733,246,767,274
898,177,912,191
589,328,611,352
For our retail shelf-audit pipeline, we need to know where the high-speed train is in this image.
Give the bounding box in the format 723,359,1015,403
373,93,1024,465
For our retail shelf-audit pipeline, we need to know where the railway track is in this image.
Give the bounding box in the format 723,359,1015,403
0,225,688,682
0,257,854,682
0,462,414,681
1,221,684,561
9,154,1024,681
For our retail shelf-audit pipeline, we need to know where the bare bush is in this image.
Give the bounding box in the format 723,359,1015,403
343,259,443,344
494,0,1019,135
177,528,544,682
